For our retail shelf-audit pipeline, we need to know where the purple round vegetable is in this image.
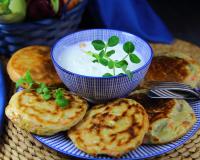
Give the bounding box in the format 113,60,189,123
27,0,63,21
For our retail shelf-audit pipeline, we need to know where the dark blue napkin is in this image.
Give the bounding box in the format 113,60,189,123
0,61,6,135
84,0,173,43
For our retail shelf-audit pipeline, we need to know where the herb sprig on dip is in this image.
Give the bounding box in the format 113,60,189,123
16,71,69,108
83,36,141,78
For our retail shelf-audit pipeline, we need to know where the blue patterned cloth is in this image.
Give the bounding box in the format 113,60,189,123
85,0,173,43
0,62,6,135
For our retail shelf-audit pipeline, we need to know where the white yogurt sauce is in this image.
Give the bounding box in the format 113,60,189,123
57,41,145,77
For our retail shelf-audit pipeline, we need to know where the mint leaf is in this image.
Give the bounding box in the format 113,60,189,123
55,88,64,98
99,57,108,66
36,88,43,94
115,60,128,68
125,70,133,79
118,73,125,76
102,73,113,77
37,83,47,93
43,87,50,93
92,59,98,63
99,50,105,58
85,51,93,56
92,54,99,60
82,36,136,80
55,88,69,107
25,70,34,83
123,41,135,54
106,50,115,57
42,93,51,100
92,40,105,50
16,77,25,88
129,54,141,63
15,70,69,108
108,36,119,47
39,83,46,88
108,60,114,69
28,82,34,89
56,98,69,108
121,64,128,72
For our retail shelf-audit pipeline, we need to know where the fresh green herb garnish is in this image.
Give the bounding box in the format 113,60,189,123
16,71,69,108
82,36,141,78
54,88,69,108
16,70,34,88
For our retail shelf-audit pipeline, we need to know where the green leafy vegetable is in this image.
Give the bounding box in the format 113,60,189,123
106,50,115,57
82,36,140,79
108,60,115,69
99,57,108,66
54,88,69,107
99,50,105,57
118,73,125,76
42,93,51,100
102,73,113,77
92,54,99,60
108,36,119,47
125,70,133,79
92,40,105,50
129,54,141,63
55,88,64,98
15,70,35,88
115,60,128,68
92,59,98,63
16,77,25,88
121,64,128,72
36,83,47,94
16,71,69,108
123,41,135,54
55,98,69,108
25,70,34,83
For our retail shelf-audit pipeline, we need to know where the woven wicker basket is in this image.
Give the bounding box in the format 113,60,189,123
0,0,88,56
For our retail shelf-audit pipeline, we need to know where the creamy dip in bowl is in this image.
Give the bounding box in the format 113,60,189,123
58,41,145,77
51,29,153,102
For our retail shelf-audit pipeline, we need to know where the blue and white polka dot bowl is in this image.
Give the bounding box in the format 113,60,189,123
51,29,153,102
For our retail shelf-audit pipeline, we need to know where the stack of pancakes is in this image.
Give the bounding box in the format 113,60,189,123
5,46,198,157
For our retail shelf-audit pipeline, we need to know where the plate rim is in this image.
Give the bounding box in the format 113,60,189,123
33,100,200,160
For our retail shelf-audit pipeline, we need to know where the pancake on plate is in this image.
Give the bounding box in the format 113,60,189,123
7,46,61,86
68,98,149,157
128,89,196,144
143,52,200,88
5,90,88,136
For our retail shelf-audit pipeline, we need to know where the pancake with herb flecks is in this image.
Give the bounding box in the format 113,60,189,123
128,89,196,144
5,90,88,136
7,46,61,86
68,98,149,157
144,52,200,88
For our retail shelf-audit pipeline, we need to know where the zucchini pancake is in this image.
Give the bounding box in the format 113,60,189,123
129,89,196,144
144,52,200,87
68,98,149,157
5,90,88,136
7,46,61,86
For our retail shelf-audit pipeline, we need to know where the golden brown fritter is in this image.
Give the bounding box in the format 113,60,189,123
129,90,196,144
7,46,61,86
144,53,200,87
6,90,88,136
68,98,149,157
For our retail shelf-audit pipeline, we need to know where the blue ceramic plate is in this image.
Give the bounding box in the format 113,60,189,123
33,100,200,160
